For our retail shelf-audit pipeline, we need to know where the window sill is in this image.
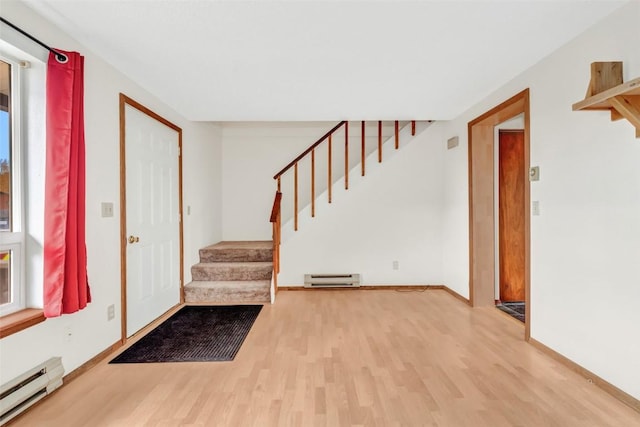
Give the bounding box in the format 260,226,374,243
0,309,46,339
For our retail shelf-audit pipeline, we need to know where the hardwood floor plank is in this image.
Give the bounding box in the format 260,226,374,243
10,290,640,427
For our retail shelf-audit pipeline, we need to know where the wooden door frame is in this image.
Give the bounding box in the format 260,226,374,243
119,93,184,344
468,88,531,340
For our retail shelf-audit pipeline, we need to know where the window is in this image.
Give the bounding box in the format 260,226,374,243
0,56,25,316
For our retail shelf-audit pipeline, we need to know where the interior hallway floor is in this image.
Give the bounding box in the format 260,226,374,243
11,289,640,426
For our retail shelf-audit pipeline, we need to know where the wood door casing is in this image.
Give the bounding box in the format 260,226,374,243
498,130,525,301
468,88,530,340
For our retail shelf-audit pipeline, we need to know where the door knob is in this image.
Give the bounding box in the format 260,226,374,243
128,235,139,244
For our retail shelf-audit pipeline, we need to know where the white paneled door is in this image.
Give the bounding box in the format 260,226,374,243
124,102,181,337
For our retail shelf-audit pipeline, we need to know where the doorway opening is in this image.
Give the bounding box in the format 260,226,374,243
496,123,526,322
468,89,531,339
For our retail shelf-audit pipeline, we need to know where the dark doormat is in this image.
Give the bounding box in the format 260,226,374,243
496,302,525,323
110,305,262,363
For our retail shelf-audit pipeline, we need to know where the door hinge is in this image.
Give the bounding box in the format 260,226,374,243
178,147,181,156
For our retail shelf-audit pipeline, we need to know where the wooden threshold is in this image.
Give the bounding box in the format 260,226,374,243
494,305,526,326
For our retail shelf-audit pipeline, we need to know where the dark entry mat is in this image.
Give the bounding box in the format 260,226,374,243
497,302,525,323
110,305,262,363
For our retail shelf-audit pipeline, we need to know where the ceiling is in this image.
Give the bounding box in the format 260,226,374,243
22,0,627,122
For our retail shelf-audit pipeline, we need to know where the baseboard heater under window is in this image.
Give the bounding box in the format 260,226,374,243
0,357,64,424
304,274,361,288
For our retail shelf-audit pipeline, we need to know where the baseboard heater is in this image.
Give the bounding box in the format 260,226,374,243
304,273,361,288
0,357,64,424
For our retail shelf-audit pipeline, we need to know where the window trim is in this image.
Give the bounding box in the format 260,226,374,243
0,53,27,316
0,308,45,338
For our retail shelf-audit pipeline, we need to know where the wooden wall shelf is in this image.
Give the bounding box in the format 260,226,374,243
573,72,640,138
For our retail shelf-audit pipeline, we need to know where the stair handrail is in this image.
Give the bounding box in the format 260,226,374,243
273,121,347,181
272,120,417,233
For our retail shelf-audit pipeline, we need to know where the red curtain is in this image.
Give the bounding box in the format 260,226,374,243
43,50,90,318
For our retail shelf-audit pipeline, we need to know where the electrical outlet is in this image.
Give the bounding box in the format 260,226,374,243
64,325,72,342
392,260,399,270
107,304,115,321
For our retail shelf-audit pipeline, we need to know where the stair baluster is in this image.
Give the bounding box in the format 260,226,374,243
311,148,315,218
328,134,332,203
361,121,366,176
378,120,383,162
294,162,298,231
344,121,349,190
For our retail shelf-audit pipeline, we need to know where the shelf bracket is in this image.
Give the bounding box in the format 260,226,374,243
573,61,640,138
608,96,640,138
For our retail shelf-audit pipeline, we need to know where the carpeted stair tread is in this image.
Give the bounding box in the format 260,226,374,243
184,280,270,303
200,241,273,263
191,261,273,281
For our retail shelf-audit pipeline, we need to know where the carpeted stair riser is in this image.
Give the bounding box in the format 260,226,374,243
184,281,270,303
191,262,273,281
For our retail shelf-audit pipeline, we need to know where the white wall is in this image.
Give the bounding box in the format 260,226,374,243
221,123,334,241
0,1,222,383
221,122,402,241
182,123,223,281
279,122,445,286
220,120,444,286
441,2,640,399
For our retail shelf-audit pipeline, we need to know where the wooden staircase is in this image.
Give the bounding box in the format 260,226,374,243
186,121,429,303
185,241,272,303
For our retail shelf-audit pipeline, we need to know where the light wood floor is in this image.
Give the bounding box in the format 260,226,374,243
12,290,640,426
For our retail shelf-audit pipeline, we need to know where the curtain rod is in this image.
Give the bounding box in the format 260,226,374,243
0,17,68,63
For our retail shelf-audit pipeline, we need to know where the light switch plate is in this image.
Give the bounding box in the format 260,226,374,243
532,201,540,216
101,202,114,218
447,136,459,150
